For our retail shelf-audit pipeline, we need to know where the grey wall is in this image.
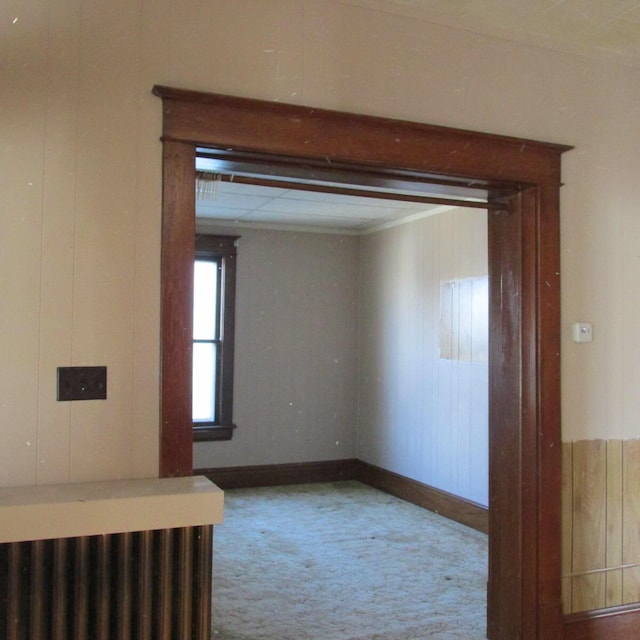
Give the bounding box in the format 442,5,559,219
194,225,360,468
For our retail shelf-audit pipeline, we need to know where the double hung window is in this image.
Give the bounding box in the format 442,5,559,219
192,234,238,441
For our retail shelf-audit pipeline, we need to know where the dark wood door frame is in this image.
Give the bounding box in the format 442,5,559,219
152,85,571,640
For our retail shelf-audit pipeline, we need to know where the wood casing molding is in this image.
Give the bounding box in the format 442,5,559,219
154,84,570,639
194,459,488,534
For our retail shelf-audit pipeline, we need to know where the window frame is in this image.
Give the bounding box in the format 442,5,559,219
193,233,239,441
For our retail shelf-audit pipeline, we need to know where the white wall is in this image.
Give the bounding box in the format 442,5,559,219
193,225,359,469
3,0,640,487
358,208,488,505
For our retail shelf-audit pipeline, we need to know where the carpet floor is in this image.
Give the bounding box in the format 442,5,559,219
211,481,487,639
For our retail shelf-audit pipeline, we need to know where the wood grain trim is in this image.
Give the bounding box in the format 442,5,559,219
606,440,623,607
622,440,640,604
195,459,359,489
563,439,640,614
564,603,640,639
160,141,195,477
572,440,607,611
354,461,488,534
153,85,571,186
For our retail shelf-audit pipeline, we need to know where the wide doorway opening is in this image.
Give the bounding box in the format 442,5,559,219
153,85,570,639
193,154,490,638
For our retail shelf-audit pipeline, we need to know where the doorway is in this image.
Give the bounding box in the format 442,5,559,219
153,85,570,640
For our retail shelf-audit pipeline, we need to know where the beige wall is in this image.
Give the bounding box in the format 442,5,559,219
358,208,488,505
193,224,359,469
3,0,640,487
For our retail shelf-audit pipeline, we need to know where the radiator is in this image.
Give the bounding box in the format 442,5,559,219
0,525,212,640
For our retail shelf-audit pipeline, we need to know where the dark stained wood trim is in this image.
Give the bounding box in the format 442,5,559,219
154,85,571,640
354,461,488,534
564,604,640,639
194,233,239,439
160,140,195,477
153,85,570,186
195,459,359,489
487,194,525,640
536,183,565,637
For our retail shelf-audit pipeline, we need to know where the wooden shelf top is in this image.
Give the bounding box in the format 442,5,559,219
0,475,223,543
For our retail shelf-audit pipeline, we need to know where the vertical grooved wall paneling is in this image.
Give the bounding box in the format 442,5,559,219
563,439,640,613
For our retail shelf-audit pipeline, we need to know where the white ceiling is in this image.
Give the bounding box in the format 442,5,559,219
195,180,455,234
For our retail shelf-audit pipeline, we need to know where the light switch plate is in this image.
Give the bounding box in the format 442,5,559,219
57,366,107,401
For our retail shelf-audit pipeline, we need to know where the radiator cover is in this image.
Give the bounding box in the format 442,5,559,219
0,525,213,640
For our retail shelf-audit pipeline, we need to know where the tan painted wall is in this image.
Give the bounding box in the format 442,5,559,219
3,0,640,491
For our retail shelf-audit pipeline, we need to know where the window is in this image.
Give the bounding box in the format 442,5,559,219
193,234,239,441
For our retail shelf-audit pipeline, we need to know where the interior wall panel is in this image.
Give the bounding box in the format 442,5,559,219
0,1,50,487
34,0,82,485
193,225,360,469
563,439,640,613
358,208,488,506
67,0,142,482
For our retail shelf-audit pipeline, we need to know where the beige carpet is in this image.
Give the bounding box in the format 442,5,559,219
211,481,487,639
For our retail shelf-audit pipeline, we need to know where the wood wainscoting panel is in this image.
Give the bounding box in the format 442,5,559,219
572,573,606,613
571,439,607,611
623,440,640,603
562,441,574,613
606,439,623,607
622,566,640,605
563,438,640,617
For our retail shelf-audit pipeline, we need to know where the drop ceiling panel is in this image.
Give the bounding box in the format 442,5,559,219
195,181,451,232
240,211,374,229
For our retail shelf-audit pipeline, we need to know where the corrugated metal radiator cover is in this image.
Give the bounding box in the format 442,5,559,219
0,525,213,640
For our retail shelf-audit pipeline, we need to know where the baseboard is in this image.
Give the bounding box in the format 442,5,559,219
563,604,640,639
197,458,488,533
195,459,359,489
354,460,488,534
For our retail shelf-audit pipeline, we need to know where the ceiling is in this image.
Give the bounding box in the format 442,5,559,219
349,0,640,64
198,1,640,233
195,180,479,234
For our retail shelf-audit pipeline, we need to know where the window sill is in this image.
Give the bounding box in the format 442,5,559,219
193,424,236,442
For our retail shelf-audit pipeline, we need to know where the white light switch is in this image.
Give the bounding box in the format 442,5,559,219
572,322,593,343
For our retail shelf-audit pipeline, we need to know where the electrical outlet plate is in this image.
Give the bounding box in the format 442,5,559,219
57,366,107,401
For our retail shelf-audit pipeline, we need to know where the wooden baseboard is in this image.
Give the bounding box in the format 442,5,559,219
354,460,488,534
563,604,640,639
197,458,488,532
195,459,358,489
